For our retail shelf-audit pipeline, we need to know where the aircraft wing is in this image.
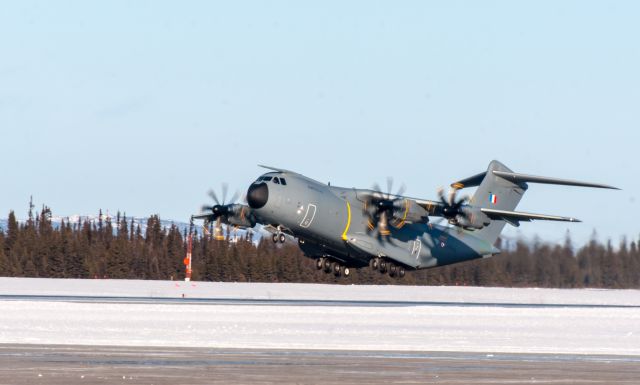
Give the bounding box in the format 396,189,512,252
412,198,442,215
480,208,580,227
192,213,213,220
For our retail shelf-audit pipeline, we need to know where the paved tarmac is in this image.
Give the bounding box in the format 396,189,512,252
1,344,638,385
3,293,639,308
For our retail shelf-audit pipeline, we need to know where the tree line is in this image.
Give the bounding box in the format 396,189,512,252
1,206,639,288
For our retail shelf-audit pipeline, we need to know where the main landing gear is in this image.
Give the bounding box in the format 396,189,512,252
370,257,405,279
316,256,350,278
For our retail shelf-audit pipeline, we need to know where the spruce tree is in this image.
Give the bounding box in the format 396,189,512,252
0,234,11,276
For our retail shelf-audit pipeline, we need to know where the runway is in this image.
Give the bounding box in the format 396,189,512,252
1,344,639,385
1,278,639,355
2,294,639,308
1,278,640,383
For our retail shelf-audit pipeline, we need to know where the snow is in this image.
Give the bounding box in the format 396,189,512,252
1,277,639,306
0,278,639,355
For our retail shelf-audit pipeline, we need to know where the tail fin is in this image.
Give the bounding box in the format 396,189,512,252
450,160,618,246
465,160,527,245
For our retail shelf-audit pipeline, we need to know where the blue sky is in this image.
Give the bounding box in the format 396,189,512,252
1,1,638,246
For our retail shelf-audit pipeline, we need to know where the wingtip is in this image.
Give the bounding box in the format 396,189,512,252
595,183,621,190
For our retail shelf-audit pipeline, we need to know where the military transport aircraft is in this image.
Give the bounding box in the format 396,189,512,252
194,160,617,278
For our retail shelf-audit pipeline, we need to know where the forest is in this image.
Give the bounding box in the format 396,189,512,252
1,205,639,288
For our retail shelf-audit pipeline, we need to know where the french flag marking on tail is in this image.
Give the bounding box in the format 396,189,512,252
489,193,498,205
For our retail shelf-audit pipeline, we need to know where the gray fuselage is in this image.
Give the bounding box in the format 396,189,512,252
247,171,496,270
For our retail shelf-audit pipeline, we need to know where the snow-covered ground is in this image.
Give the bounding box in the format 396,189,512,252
3,277,640,305
0,278,639,355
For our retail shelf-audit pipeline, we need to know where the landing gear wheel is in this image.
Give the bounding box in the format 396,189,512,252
389,264,397,277
316,258,324,270
278,233,286,243
370,258,379,270
342,266,351,277
398,267,406,278
331,262,340,276
379,260,387,273
324,258,332,273
272,234,278,243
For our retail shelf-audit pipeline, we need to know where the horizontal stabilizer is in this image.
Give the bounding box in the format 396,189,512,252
450,171,486,189
492,171,619,190
450,169,618,190
480,208,580,227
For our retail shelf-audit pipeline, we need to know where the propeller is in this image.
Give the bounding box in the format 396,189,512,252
425,187,469,247
362,177,407,241
200,183,241,240
436,186,469,224
434,186,488,230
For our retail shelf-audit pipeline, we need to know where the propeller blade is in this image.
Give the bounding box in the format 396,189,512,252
436,184,471,223
208,189,220,205
229,190,240,205
221,183,229,204
437,187,447,205
200,183,243,228
455,195,470,210
378,211,390,236
448,188,457,206
365,178,410,240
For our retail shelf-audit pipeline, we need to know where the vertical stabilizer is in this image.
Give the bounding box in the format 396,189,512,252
469,160,527,245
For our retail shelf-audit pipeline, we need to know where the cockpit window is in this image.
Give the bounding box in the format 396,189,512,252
262,176,272,182
280,178,287,185
273,177,280,184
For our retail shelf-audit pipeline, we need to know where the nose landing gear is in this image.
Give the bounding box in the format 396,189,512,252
271,228,286,244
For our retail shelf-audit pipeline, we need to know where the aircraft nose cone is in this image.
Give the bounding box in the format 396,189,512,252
247,182,269,209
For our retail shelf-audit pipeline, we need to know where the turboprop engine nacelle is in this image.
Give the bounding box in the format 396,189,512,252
454,207,491,230
392,199,430,226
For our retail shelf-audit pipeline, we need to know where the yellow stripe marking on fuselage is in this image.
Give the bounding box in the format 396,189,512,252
396,199,410,228
342,201,352,241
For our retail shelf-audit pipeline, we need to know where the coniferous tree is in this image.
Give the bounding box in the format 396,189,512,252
2,201,640,288
0,233,11,275
6,211,18,251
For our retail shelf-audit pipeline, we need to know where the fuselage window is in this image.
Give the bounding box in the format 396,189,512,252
273,177,280,184
280,178,287,185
